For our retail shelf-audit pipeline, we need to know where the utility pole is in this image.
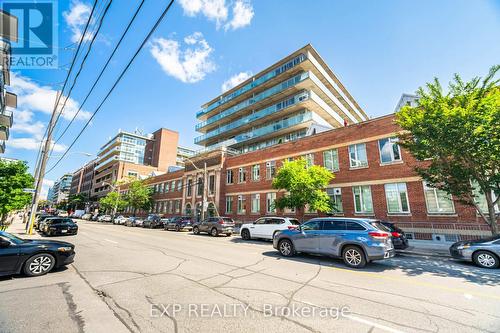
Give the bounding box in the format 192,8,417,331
27,92,61,234
201,162,207,221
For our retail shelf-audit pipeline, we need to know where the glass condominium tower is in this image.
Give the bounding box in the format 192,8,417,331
194,44,369,153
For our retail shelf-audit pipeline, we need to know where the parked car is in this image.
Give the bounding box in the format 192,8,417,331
35,214,54,230
98,215,112,223
81,213,92,220
143,214,163,229
193,217,235,237
450,236,500,269
273,218,395,268
91,214,100,221
113,215,127,225
42,218,78,236
240,217,300,241
38,216,59,232
380,221,408,250
125,217,143,227
164,216,193,232
0,231,76,277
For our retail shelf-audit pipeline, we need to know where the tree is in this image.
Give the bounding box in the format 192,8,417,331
125,179,153,216
0,160,34,225
396,65,500,235
68,193,88,210
99,191,127,214
272,158,334,221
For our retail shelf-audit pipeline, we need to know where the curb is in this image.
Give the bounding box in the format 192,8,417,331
396,250,451,259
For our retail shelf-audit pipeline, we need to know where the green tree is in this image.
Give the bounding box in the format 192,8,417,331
68,193,88,210
125,179,153,216
0,160,34,225
272,158,334,221
99,191,127,214
396,65,500,235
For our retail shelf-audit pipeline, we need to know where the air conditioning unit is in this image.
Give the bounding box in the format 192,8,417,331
333,188,341,195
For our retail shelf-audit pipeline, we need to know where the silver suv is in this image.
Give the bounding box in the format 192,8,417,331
273,218,395,268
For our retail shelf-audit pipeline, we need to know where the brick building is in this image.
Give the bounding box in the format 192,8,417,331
120,115,496,242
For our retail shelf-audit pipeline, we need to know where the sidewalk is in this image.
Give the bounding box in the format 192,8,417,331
397,240,452,258
6,215,40,239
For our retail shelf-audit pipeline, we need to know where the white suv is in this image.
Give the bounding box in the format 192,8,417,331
240,217,300,240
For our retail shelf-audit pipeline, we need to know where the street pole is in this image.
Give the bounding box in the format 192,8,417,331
201,162,207,221
27,91,61,234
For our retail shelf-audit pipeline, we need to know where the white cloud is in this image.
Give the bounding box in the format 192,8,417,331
221,71,252,92
178,0,253,30
40,179,55,200
8,138,67,153
149,32,216,83
63,1,93,43
225,0,254,31
9,73,91,121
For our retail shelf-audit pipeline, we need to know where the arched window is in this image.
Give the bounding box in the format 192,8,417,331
185,203,192,216
195,202,202,222
207,202,216,217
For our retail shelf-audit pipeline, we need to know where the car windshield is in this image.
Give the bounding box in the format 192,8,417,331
0,231,25,244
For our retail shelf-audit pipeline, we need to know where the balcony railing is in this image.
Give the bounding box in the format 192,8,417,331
196,71,311,131
0,108,13,127
0,124,9,140
195,91,310,144
0,140,5,153
197,54,307,118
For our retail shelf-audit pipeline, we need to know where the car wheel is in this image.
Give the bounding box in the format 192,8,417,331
149,223,154,229
193,226,200,235
175,225,180,232
473,251,499,269
23,253,56,277
211,228,219,237
278,239,294,257
342,246,367,268
241,229,251,240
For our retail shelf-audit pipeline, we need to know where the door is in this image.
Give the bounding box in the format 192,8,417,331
318,220,346,256
0,236,20,274
249,218,266,237
293,220,322,253
199,218,211,232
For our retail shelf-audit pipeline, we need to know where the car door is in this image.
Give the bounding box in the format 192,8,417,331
199,218,210,232
293,220,322,253
265,218,284,239
249,218,266,237
0,236,20,275
318,220,346,256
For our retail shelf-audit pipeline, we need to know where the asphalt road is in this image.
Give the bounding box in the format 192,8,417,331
1,220,500,333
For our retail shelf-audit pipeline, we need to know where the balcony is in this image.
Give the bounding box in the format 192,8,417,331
197,54,307,119
0,124,9,140
195,91,310,145
0,140,5,153
196,71,311,131
0,108,13,127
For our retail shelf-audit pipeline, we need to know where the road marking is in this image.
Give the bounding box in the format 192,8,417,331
345,314,406,333
103,239,118,244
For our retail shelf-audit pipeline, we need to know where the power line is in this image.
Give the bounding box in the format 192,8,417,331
54,0,146,145
44,0,176,175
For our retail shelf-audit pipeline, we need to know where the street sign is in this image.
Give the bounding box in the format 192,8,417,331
23,188,36,193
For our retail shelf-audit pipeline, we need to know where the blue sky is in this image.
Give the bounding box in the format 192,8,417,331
3,0,500,197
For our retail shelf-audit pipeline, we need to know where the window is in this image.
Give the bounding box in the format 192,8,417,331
345,221,366,231
225,196,233,214
266,161,276,180
127,171,138,178
473,184,499,214
251,194,260,213
185,203,192,215
158,183,164,193
252,164,260,181
326,188,343,213
379,137,402,164
423,182,455,214
171,180,176,191
323,149,339,172
165,182,170,193
266,218,283,225
353,185,373,214
187,179,192,197
208,175,215,195
255,218,265,225
166,201,171,214
385,183,410,213
322,220,345,230
197,177,204,196
177,180,182,191
175,200,180,213
301,220,321,231
226,170,234,184
349,143,368,168
303,153,314,167
266,193,276,213
238,168,246,183
237,195,246,214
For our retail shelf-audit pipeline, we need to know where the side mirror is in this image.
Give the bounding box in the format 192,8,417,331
0,239,11,248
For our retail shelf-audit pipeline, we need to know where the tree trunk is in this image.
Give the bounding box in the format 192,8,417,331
485,191,499,235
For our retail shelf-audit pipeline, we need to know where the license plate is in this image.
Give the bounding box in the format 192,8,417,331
61,230,67,233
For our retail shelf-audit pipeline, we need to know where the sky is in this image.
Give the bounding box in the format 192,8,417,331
3,0,500,198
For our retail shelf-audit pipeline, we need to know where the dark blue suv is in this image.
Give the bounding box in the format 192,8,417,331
273,218,395,268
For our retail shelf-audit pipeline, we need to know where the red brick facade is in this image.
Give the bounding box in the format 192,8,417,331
121,115,494,240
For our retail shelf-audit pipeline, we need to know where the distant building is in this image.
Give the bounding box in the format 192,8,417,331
49,174,72,204
394,93,419,112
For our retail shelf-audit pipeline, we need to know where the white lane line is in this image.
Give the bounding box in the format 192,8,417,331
344,314,406,333
103,239,118,244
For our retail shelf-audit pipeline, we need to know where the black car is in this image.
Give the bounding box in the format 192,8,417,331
35,214,55,230
0,231,76,277
381,222,409,250
164,216,193,232
42,218,78,236
143,214,163,229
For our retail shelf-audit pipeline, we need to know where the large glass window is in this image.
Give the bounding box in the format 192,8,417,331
323,149,339,172
349,143,368,168
303,153,314,167
353,185,373,214
266,161,276,180
385,183,410,213
226,170,234,184
208,175,215,195
237,195,246,214
252,164,260,181
251,194,260,213
472,183,499,214
326,188,343,213
423,182,455,214
238,168,246,183
197,177,204,196
225,196,233,214
379,137,402,164
266,193,276,213
187,179,192,197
